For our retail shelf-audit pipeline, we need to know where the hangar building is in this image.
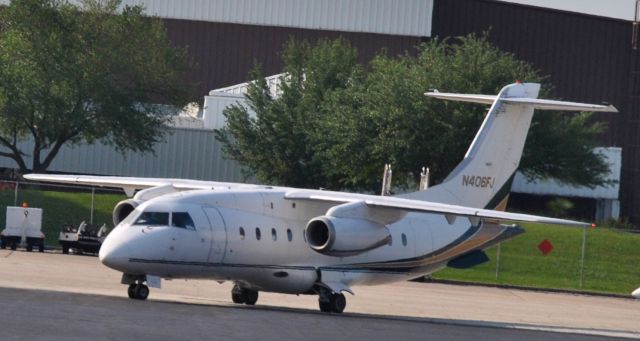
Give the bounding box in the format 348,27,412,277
0,0,635,223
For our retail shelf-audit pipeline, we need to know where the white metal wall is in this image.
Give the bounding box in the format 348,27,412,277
0,128,245,182
511,147,621,199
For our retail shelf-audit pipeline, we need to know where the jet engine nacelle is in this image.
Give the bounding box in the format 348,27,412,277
112,199,141,226
305,216,390,256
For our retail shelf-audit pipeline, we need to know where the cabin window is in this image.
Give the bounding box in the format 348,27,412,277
171,212,195,230
271,228,277,241
255,227,261,240
287,229,292,242
239,227,245,240
401,233,407,247
134,212,169,226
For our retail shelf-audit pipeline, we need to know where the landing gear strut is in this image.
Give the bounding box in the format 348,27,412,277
318,287,346,313
231,283,259,305
122,274,149,300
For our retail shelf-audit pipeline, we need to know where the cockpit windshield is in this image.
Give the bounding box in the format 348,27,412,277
172,212,195,230
134,212,169,226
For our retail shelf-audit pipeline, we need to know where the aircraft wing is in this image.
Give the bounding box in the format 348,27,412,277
285,190,589,227
23,174,257,196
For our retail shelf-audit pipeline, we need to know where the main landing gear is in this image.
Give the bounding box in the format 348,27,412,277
231,283,259,305
317,287,346,313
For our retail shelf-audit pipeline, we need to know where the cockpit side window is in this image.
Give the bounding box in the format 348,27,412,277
134,212,169,226
172,212,195,230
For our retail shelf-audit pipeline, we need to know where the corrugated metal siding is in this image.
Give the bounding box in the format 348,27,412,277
163,19,422,96
0,128,245,182
432,0,631,146
511,147,621,199
432,0,639,222
117,0,433,37
203,93,246,129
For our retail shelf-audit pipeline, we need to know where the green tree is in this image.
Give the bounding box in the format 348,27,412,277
217,34,610,192
216,38,362,188
0,0,195,172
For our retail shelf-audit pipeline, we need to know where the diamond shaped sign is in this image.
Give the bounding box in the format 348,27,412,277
538,239,554,255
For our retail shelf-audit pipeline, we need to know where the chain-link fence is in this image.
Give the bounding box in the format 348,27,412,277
0,180,126,247
435,223,640,294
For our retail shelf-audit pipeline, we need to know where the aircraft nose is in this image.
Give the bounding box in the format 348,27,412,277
99,231,133,272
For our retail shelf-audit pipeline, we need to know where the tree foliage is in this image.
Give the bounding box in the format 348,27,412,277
217,34,610,192
0,0,195,172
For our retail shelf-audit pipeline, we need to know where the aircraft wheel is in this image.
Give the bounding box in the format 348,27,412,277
243,289,258,305
134,284,149,300
26,243,33,252
127,284,137,299
10,242,17,251
319,300,332,313
231,285,245,304
329,293,346,313
38,244,44,252
1,239,6,249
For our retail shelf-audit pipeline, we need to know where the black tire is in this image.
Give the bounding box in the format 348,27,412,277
243,289,258,305
330,293,346,313
38,244,44,252
231,285,245,304
319,300,332,312
0,239,6,249
135,284,149,300
10,242,17,251
62,246,69,254
127,284,136,299
26,243,33,252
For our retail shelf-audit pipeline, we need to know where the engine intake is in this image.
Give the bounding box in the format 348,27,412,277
112,199,141,226
305,216,390,256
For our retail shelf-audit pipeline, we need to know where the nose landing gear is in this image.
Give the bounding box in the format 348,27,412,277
122,274,150,300
128,283,149,300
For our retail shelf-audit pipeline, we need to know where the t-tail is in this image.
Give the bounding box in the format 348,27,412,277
400,82,617,209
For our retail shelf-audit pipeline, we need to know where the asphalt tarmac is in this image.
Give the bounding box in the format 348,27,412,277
0,249,638,340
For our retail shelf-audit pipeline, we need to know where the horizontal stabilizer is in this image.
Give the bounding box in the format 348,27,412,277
425,92,496,105
425,91,618,112
501,98,617,112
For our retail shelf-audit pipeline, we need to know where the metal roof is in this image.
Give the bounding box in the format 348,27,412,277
0,0,434,37
496,0,636,21
117,0,434,37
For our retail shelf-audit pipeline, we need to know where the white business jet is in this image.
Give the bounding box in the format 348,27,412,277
25,82,617,313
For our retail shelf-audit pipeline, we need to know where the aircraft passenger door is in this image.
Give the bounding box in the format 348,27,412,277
202,207,227,264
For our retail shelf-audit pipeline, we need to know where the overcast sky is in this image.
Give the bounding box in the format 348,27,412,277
498,0,636,21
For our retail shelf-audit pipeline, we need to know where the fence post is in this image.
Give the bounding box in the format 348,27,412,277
90,187,95,224
13,181,18,206
579,227,587,289
495,243,501,281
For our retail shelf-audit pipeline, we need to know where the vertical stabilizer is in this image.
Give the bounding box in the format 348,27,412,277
399,82,616,209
